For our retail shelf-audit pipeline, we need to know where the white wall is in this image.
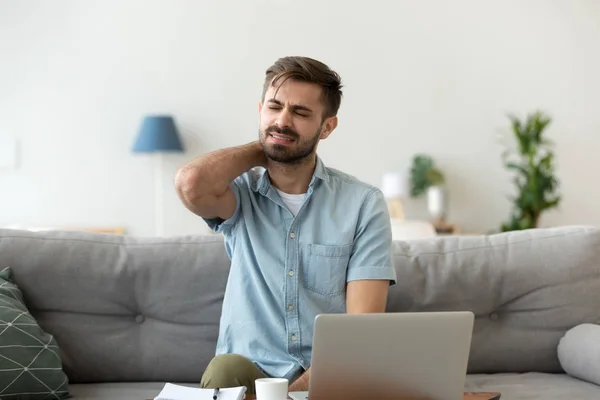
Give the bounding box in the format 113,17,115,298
1,0,599,236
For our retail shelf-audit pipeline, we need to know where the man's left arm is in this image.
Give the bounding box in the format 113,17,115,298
344,187,396,312
288,189,396,392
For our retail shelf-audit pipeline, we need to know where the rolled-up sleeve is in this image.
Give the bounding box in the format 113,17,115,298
346,188,397,285
202,178,243,234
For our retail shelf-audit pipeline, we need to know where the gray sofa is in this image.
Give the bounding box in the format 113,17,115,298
0,225,599,400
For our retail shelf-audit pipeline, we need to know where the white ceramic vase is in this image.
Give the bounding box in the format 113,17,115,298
427,185,447,221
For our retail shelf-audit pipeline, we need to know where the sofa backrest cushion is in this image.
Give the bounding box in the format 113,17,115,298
386,225,600,373
0,229,229,383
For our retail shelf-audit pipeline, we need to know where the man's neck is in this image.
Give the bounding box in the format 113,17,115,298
266,155,317,195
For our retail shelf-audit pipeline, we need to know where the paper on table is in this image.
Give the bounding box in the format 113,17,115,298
154,383,247,400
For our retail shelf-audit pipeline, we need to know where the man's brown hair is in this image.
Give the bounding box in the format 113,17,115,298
262,56,343,120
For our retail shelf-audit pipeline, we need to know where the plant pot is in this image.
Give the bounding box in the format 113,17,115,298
427,185,447,221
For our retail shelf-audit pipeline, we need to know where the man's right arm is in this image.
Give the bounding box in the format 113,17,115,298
174,141,267,221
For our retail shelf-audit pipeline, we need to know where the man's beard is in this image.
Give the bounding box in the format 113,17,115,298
259,125,322,164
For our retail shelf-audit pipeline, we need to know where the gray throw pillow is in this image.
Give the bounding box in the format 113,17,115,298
557,323,600,386
0,267,70,399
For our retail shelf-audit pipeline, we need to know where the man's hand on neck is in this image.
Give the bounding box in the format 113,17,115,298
288,367,311,392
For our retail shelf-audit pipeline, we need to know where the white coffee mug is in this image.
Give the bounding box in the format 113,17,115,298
255,377,289,400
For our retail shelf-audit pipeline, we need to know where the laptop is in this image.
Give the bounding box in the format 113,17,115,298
289,311,474,400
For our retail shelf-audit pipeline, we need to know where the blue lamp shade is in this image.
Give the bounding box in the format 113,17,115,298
132,115,184,153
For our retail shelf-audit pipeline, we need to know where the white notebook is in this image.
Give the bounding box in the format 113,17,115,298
154,383,247,400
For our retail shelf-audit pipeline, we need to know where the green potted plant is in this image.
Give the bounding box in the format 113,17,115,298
409,154,448,225
500,111,561,231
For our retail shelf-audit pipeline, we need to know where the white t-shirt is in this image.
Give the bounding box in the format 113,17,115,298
275,188,307,217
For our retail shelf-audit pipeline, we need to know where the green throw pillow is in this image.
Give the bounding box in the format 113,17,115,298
0,267,70,399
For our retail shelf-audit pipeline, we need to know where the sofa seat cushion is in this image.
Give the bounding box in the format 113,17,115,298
69,374,600,400
466,372,600,399
0,267,70,399
69,382,196,400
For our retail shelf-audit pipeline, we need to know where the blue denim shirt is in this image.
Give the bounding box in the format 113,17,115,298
204,157,396,380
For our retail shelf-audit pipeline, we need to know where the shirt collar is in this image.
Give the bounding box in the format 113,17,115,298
254,156,329,195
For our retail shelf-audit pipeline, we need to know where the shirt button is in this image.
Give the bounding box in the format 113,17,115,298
288,270,294,277
290,232,295,239
291,334,297,341
288,304,294,311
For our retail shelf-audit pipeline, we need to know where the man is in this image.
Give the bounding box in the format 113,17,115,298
175,56,396,396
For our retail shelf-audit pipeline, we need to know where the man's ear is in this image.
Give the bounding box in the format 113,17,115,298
319,116,338,140
258,101,263,114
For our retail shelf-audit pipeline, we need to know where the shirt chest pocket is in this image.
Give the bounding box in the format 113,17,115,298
302,243,353,297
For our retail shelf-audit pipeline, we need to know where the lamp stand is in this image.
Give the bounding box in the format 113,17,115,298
154,152,164,236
